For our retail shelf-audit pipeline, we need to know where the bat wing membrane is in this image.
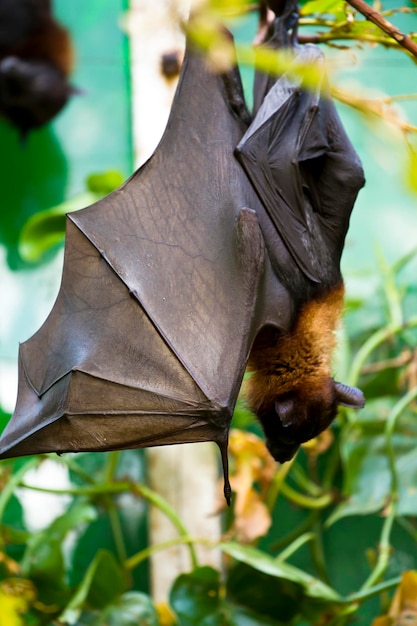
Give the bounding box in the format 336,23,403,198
0,41,281,461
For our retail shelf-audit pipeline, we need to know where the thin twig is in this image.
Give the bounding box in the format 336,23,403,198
332,86,417,133
345,0,417,58
361,349,412,375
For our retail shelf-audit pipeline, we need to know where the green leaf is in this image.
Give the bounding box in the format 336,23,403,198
18,191,100,262
334,430,392,521
86,170,124,194
0,406,11,434
392,245,417,275
60,549,127,624
333,408,417,522
100,591,159,625
73,592,158,626
21,501,97,578
226,605,282,626
301,0,345,18
227,562,302,624
86,550,128,609
170,566,224,626
19,501,97,608
170,566,287,626
232,396,257,430
18,169,124,263
220,543,342,603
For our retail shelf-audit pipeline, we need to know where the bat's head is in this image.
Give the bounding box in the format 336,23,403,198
0,56,75,139
259,380,364,463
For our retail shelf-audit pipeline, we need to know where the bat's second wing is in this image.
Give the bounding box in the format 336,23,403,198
236,44,365,284
0,40,291,500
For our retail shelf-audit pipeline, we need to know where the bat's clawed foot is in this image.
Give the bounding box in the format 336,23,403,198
223,479,232,507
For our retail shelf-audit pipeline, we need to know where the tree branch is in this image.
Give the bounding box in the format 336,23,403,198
345,0,417,58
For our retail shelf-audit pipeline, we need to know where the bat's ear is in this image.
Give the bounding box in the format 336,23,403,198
334,382,365,409
275,396,296,427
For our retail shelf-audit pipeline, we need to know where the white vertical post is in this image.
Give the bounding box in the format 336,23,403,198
126,0,223,603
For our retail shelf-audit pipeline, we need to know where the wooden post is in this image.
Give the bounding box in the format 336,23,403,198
126,0,223,602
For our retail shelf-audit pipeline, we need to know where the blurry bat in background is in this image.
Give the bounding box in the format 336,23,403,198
0,6,365,503
0,0,74,138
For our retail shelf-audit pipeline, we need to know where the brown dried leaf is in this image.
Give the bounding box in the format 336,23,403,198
227,430,275,541
372,571,417,626
230,483,271,542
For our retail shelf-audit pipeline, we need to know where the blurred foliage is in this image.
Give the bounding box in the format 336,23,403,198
0,250,415,625
1,0,417,624
18,170,124,264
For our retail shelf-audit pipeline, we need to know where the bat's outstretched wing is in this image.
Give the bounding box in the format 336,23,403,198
0,40,290,499
236,44,365,285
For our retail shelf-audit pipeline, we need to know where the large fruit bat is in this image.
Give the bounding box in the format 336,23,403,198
0,8,365,503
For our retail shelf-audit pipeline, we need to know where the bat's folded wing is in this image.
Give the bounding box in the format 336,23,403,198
236,44,365,282
0,42,284,463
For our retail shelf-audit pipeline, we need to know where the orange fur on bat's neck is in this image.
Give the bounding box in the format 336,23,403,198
246,283,345,413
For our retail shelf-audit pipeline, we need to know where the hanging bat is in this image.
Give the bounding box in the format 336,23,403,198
235,13,366,464
0,0,74,138
0,19,365,503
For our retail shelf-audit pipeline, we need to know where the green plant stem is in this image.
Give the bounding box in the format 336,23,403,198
125,536,213,571
325,576,403,626
290,462,323,497
18,480,132,497
104,451,120,483
102,451,127,562
346,575,402,603
322,438,341,489
361,505,396,590
0,457,40,526
385,386,417,495
265,459,294,512
132,483,198,569
348,316,417,391
375,246,403,328
275,532,315,562
396,516,417,541
106,502,127,563
60,457,96,484
358,388,417,590
276,511,330,583
279,481,333,509
270,510,319,552
299,27,409,49
327,604,359,626
310,518,330,583
18,478,199,569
